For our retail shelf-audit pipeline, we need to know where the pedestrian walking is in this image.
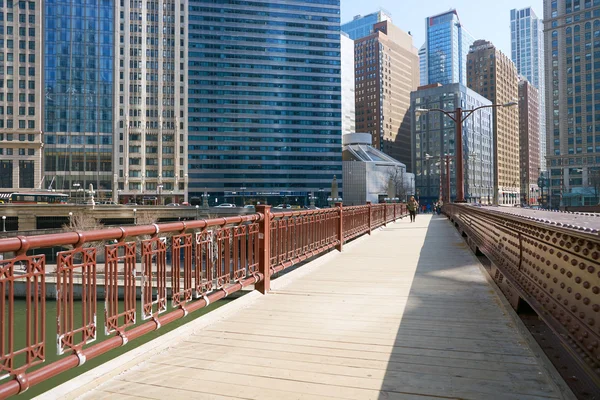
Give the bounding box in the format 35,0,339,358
407,196,419,223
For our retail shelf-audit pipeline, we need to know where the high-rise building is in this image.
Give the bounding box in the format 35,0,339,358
518,79,541,205
187,0,342,206
113,0,188,205
511,7,546,171
341,9,392,41
544,0,600,207
418,44,427,86
0,0,43,192
43,0,114,199
412,83,494,205
341,32,355,135
423,10,474,86
467,40,520,205
354,20,419,170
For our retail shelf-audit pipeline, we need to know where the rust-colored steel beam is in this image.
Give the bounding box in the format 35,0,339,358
444,204,600,383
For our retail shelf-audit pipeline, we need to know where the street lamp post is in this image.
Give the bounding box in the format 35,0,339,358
195,205,199,219
133,208,137,225
2,215,6,232
68,212,73,228
416,101,517,203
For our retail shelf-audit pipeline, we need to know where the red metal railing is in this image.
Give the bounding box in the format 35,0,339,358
0,203,407,397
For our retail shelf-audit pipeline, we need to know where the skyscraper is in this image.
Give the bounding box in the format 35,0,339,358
467,40,520,205
518,79,541,205
354,20,419,169
187,0,342,206
510,7,546,171
418,44,427,86
544,0,600,207
412,83,494,204
341,32,355,135
43,0,114,198
341,9,392,41
423,10,474,86
113,0,188,205
0,0,43,192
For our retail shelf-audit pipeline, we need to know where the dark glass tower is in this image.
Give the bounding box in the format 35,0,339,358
187,0,342,206
43,0,114,198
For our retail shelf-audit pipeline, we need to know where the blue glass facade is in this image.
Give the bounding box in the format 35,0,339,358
43,0,114,195
412,83,494,204
510,7,546,171
341,10,391,40
424,10,474,86
188,0,342,205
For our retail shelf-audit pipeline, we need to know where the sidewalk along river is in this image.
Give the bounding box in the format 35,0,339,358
4,297,237,399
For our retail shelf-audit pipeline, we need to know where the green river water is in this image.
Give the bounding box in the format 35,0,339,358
4,297,233,399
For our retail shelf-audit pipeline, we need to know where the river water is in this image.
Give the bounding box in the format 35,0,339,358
4,297,233,399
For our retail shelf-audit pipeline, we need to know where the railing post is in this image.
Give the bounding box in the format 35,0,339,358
366,201,372,235
335,202,343,252
393,204,397,221
256,205,271,294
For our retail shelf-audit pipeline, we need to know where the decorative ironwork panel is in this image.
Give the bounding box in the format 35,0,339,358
172,234,193,307
104,242,137,335
343,206,370,241
194,231,214,297
141,237,167,320
247,223,260,276
269,219,279,267
56,248,97,355
0,255,45,379
215,228,232,288
232,225,247,282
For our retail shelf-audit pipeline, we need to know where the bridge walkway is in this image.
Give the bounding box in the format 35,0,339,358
71,214,569,400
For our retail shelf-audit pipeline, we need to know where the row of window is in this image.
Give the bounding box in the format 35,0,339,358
0,119,34,128
0,147,35,155
0,133,34,140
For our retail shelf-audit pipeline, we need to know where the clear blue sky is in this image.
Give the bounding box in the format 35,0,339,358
340,0,544,55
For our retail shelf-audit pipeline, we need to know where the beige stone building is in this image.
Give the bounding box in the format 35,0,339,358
467,40,520,205
518,79,540,205
113,0,188,204
543,0,600,207
0,0,43,193
354,20,418,171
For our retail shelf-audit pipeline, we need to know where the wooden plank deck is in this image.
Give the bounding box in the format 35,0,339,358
74,214,571,400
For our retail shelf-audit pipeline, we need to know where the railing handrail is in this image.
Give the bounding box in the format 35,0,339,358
0,202,407,398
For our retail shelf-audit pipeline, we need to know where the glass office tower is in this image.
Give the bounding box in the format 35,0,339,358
424,10,474,86
511,7,546,171
341,9,391,40
44,0,114,199
412,83,494,205
188,0,342,206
